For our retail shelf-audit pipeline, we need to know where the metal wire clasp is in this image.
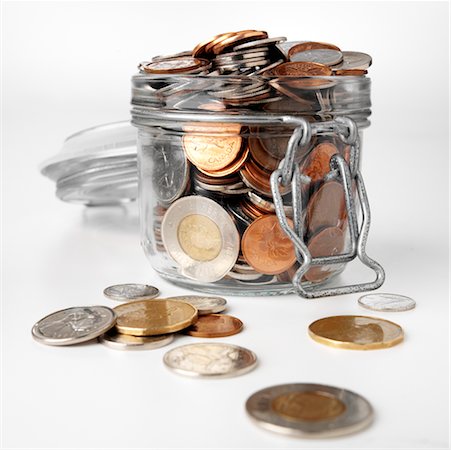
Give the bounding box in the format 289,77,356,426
270,116,385,298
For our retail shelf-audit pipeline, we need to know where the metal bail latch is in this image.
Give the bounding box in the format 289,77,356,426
270,116,385,298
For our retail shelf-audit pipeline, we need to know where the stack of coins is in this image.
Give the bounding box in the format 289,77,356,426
134,31,372,287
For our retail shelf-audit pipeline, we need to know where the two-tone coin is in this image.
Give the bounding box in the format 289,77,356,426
161,196,240,282
246,383,373,437
98,328,174,350
185,314,243,337
358,293,416,312
32,306,116,346
308,315,404,350
114,299,197,336
103,283,160,301
163,342,257,378
166,295,227,315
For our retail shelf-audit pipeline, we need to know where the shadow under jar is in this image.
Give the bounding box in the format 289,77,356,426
131,74,384,297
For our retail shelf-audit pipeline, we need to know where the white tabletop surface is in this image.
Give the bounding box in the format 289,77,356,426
2,1,449,449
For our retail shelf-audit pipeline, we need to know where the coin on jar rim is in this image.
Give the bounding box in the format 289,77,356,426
32,306,117,346
331,51,372,71
161,196,240,283
245,383,373,438
287,41,341,58
98,328,174,350
142,57,208,74
185,314,243,337
290,49,343,66
166,295,227,315
358,293,416,312
273,61,333,77
103,283,160,301
308,315,404,350
114,299,197,336
163,342,257,378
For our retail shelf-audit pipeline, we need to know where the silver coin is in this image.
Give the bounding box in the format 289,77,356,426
246,383,373,438
152,50,192,62
32,306,116,346
290,49,343,66
215,50,269,62
98,329,174,350
149,138,189,206
165,295,227,315
161,196,240,283
358,293,416,312
103,283,160,301
331,51,372,70
163,343,257,378
227,270,263,281
233,36,287,51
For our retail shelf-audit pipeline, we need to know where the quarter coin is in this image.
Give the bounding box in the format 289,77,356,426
246,383,373,438
166,295,227,315
161,196,240,282
32,306,116,346
185,314,243,337
308,315,404,350
103,283,160,301
114,299,197,336
163,342,257,378
98,329,174,350
358,293,416,312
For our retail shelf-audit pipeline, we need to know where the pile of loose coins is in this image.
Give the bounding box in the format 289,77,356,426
32,283,415,438
135,31,372,287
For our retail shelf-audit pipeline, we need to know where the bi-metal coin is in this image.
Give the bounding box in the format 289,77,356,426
166,295,227,315
114,299,197,336
103,283,160,301
32,306,116,346
308,315,404,350
163,342,257,378
98,328,174,350
246,383,373,438
358,293,416,312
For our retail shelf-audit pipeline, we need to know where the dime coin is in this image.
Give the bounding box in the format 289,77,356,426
98,328,174,350
163,342,257,378
32,306,116,346
331,51,372,71
290,49,343,66
161,196,240,282
166,295,227,315
241,214,297,275
246,383,373,438
114,299,197,336
185,314,243,337
103,283,160,301
358,293,416,312
308,315,404,350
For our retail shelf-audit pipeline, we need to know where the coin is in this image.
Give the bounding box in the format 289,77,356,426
291,49,343,66
185,314,243,337
331,51,372,71
287,41,341,58
335,69,368,76
308,315,404,350
241,214,297,275
161,196,240,282
358,293,416,312
163,342,257,378
142,57,208,74
114,299,197,336
98,328,174,350
32,306,116,346
166,295,227,314
103,283,160,301
273,61,333,76
233,36,287,51
302,141,340,182
246,383,373,437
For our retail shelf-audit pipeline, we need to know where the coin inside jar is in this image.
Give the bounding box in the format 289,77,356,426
245,383,373,438
301,141,340,182
241,214,297,275
114,299,198,336
308,315,404,350
185,314,243,337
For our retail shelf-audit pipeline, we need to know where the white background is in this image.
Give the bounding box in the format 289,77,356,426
1,1,449,449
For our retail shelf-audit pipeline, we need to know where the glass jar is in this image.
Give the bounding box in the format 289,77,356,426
131,74,385,297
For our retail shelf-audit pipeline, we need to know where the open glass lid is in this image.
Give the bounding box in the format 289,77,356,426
40,121,137,205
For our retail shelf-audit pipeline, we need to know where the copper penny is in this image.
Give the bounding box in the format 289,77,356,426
242,215,297,275
248,137,281,171
273,61,333,77
185,313,243,338
196,146,249,178
306,181,347,235
287,41,341,59
212,30,268,55
182,123,242,172
304,227,345,282
302,141,339,182
335,69,368,76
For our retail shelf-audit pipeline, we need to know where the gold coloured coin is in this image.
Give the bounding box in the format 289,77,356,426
308,315,404,350
114,300,198,336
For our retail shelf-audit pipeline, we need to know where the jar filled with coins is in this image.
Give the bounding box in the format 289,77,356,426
131,31,385,297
